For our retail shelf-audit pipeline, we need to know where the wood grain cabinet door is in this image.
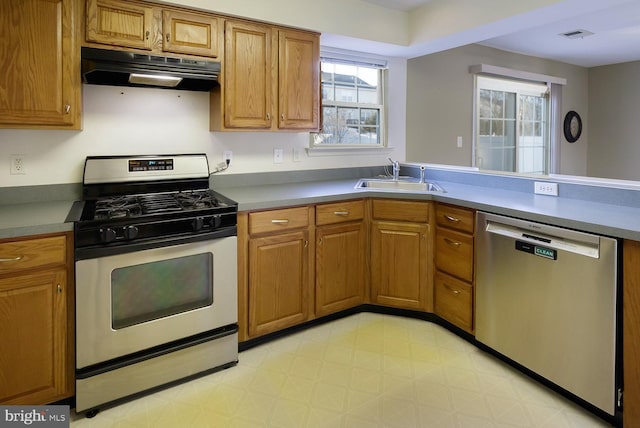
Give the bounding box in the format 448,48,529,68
0,270,68,404
0,0,80,128
85,0,154,50
278,29,319,130
316,222,366,316
371,220,429,310
223,20,274,129
248,230,310,337
162,10,221,58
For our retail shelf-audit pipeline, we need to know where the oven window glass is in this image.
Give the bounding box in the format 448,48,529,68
111,253,213,329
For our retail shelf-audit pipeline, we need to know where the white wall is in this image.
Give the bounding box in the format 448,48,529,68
0,58,406,188
588,61,640,181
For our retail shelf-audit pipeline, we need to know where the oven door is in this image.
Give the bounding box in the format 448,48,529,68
75,236,237,369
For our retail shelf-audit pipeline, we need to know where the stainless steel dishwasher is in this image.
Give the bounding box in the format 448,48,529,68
475,212,619,416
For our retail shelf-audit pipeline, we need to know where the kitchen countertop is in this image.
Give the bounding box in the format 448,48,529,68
217,176,640,241
0,200,76,240
2,166,640,241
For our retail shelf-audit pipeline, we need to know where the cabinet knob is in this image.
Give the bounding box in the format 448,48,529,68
57,284,62,294
266,113,271,121
146,30,150,40
166,33,170,42
64,104,71,114
281,113,285,121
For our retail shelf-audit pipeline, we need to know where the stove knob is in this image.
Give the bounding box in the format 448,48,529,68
100,228,117,243
123,225,139,240
192,217,205,231
210,215,222,229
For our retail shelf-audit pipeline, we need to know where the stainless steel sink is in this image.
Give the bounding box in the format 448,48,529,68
355,178,445,193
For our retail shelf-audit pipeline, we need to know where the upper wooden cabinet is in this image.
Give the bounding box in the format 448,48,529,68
85,0,222,58
162,10,221,58
85,0,154,50
0,0,81,129
278,29,320,130
212,20,319,131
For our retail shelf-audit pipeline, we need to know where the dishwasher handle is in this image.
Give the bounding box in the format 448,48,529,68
485,220,600,259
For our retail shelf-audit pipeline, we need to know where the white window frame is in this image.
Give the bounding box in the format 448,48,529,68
310,50,388,152
470,64,566,175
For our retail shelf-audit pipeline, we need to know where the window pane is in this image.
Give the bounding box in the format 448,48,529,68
316,59,385,146
475,77,550,174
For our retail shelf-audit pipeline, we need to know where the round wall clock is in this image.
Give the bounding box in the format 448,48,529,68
563,110,582,143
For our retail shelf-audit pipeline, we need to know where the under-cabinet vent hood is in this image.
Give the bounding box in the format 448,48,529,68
81,47,220,91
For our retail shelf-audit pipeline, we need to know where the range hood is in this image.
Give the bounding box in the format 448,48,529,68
81,47,220,91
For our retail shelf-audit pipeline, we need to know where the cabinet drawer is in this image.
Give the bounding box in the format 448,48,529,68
435,227,473,282
249,206,310,235
316,200,364,226
0,235,67,275
435,204,474,234
371,199,429,223
434,271,473,332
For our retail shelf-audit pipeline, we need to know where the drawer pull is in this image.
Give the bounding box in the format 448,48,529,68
57,284,62,294
444,215,460,223
271,219,290,224
333,211,350,216
166,33,170,42
444,283,461,295
0,256,23,262
444,237,461,247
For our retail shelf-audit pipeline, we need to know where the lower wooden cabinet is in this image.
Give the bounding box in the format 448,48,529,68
369,199,431,311
433,203,475,332
248,230,310,337
240,206,313,340
316,221,366,316
0,233,74,405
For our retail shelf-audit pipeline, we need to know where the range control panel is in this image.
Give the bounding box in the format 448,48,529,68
129,159,174,172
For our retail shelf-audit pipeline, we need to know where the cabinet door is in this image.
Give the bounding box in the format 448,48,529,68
224,20,274,129
85,0,154,50
278,29,319,130
0,270,68,404
371,221,428,310
0,0,80,128
162,10,221,58
248,230,310,337
316,222,366,316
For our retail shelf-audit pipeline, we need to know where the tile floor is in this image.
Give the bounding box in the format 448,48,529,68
71,313,612,427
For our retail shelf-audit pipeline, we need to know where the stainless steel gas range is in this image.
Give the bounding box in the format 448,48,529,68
73,154,238,417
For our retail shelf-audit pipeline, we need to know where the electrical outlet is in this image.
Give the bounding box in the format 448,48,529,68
10,155,26,175
273,148,284,164
534,181,558,196
457,136,463,148
223,150,232,164
293,147,302,162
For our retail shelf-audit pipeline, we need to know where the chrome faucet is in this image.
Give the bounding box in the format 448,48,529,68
388,158,400,181
419,165,426,183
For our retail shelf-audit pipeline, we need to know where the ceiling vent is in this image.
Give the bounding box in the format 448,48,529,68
560,29,594,39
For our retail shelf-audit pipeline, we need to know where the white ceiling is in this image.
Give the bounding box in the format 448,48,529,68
355,0,640,67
